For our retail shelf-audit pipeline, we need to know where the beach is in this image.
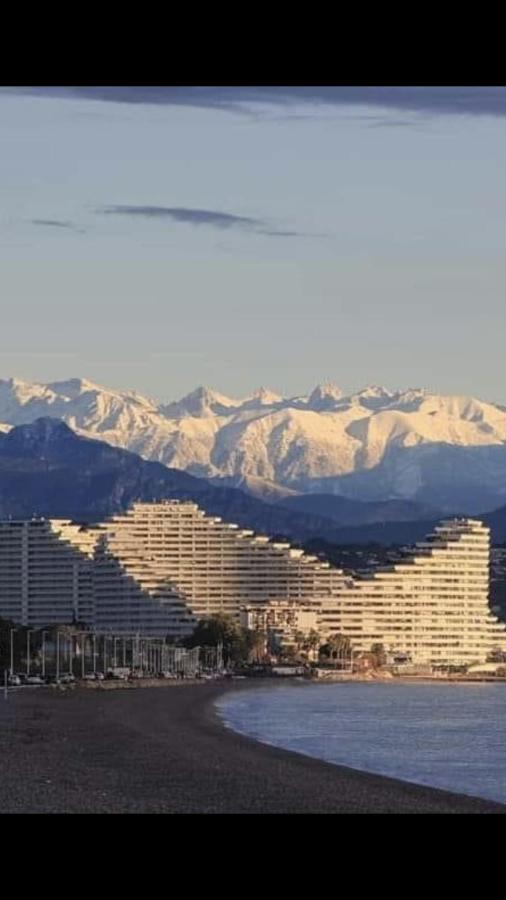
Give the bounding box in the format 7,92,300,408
0,682,504,814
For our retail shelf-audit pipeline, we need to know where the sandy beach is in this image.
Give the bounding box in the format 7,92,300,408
0,681,504,814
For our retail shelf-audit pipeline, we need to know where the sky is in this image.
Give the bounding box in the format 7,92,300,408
1,86,506,405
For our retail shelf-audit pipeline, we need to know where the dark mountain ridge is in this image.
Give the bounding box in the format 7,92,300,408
276,493,440,527
0,418,345,540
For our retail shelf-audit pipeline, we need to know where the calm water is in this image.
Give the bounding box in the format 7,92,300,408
216,682,506,804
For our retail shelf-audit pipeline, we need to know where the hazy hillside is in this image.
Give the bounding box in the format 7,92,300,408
303,504,506,546
276,494,439,526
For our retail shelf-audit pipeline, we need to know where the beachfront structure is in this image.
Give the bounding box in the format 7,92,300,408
240,599,321,657
319,518,506,665
0,506,505,665
90,502,343,637
0,519,95,627
240,599,320,635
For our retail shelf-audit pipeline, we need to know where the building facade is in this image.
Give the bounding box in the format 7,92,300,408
0,505,505,665
319,518,506,665
90,501,342,637
0,519,95,628
240,599,321,658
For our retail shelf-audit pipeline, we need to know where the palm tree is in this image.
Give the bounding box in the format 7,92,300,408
306,629,321,661
247,629,267,663
293,630,307,658
319,633,352,667
370,643,386,668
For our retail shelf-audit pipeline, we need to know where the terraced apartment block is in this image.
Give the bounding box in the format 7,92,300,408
0,504,505,664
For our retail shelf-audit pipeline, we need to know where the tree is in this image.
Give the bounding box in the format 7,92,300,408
370,643,387,668
280,643,298,662
288,629,321,662
303,629,321,660
246,629,267,663
183,614,252,665
292,630,308,660
0,617,35,673
319,633,352,667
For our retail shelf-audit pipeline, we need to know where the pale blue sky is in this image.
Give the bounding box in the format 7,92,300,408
1,87,506,404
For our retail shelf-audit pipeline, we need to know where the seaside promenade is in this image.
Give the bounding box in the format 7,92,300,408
0,682,504,814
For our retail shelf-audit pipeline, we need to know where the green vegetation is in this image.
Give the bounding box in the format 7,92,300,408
183,614,262,666
318,633,352,666
370,643,387,668
0,618,48,672
289,629,321,661
0,619,89,674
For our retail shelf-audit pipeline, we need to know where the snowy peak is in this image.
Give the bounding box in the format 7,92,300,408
0,376,161,442
47,377,156,408
348,385,396,410
0,377,61,420
240,387,284,410
3,376,506,512
159,386,237,419
0,376,56,404
357,384,394,401
47,377,103,398
307,382,344,411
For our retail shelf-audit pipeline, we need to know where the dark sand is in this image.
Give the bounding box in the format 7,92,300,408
0,682,504,814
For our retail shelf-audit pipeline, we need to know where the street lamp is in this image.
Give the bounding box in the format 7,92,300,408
56,630,60,682
9,628,15,677
41,631,47,680
78,632,86,679
26,629,33,678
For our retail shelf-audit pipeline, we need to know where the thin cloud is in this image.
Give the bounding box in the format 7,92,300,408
260,229,303,237
99,205,305,237
31,218,85,233
5,86,506,119
0,352,77,359
366,118,425,129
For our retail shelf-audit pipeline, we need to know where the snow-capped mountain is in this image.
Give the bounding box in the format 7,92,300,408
306,381,344,410
2,376,506,512
159,386,238,419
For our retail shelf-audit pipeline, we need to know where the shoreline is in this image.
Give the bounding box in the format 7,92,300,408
0,680,504,814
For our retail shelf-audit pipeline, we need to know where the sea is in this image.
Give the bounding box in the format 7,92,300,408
216,681,506,805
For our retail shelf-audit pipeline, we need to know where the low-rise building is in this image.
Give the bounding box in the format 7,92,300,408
240,599,321,658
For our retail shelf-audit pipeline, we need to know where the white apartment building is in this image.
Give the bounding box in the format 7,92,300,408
90,501,343,637
319,518,506,665
0,519,95,627
0,505,504,665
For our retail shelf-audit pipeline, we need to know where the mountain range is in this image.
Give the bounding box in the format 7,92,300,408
0,417,350,541
2,416,506,547
2,376,506,514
